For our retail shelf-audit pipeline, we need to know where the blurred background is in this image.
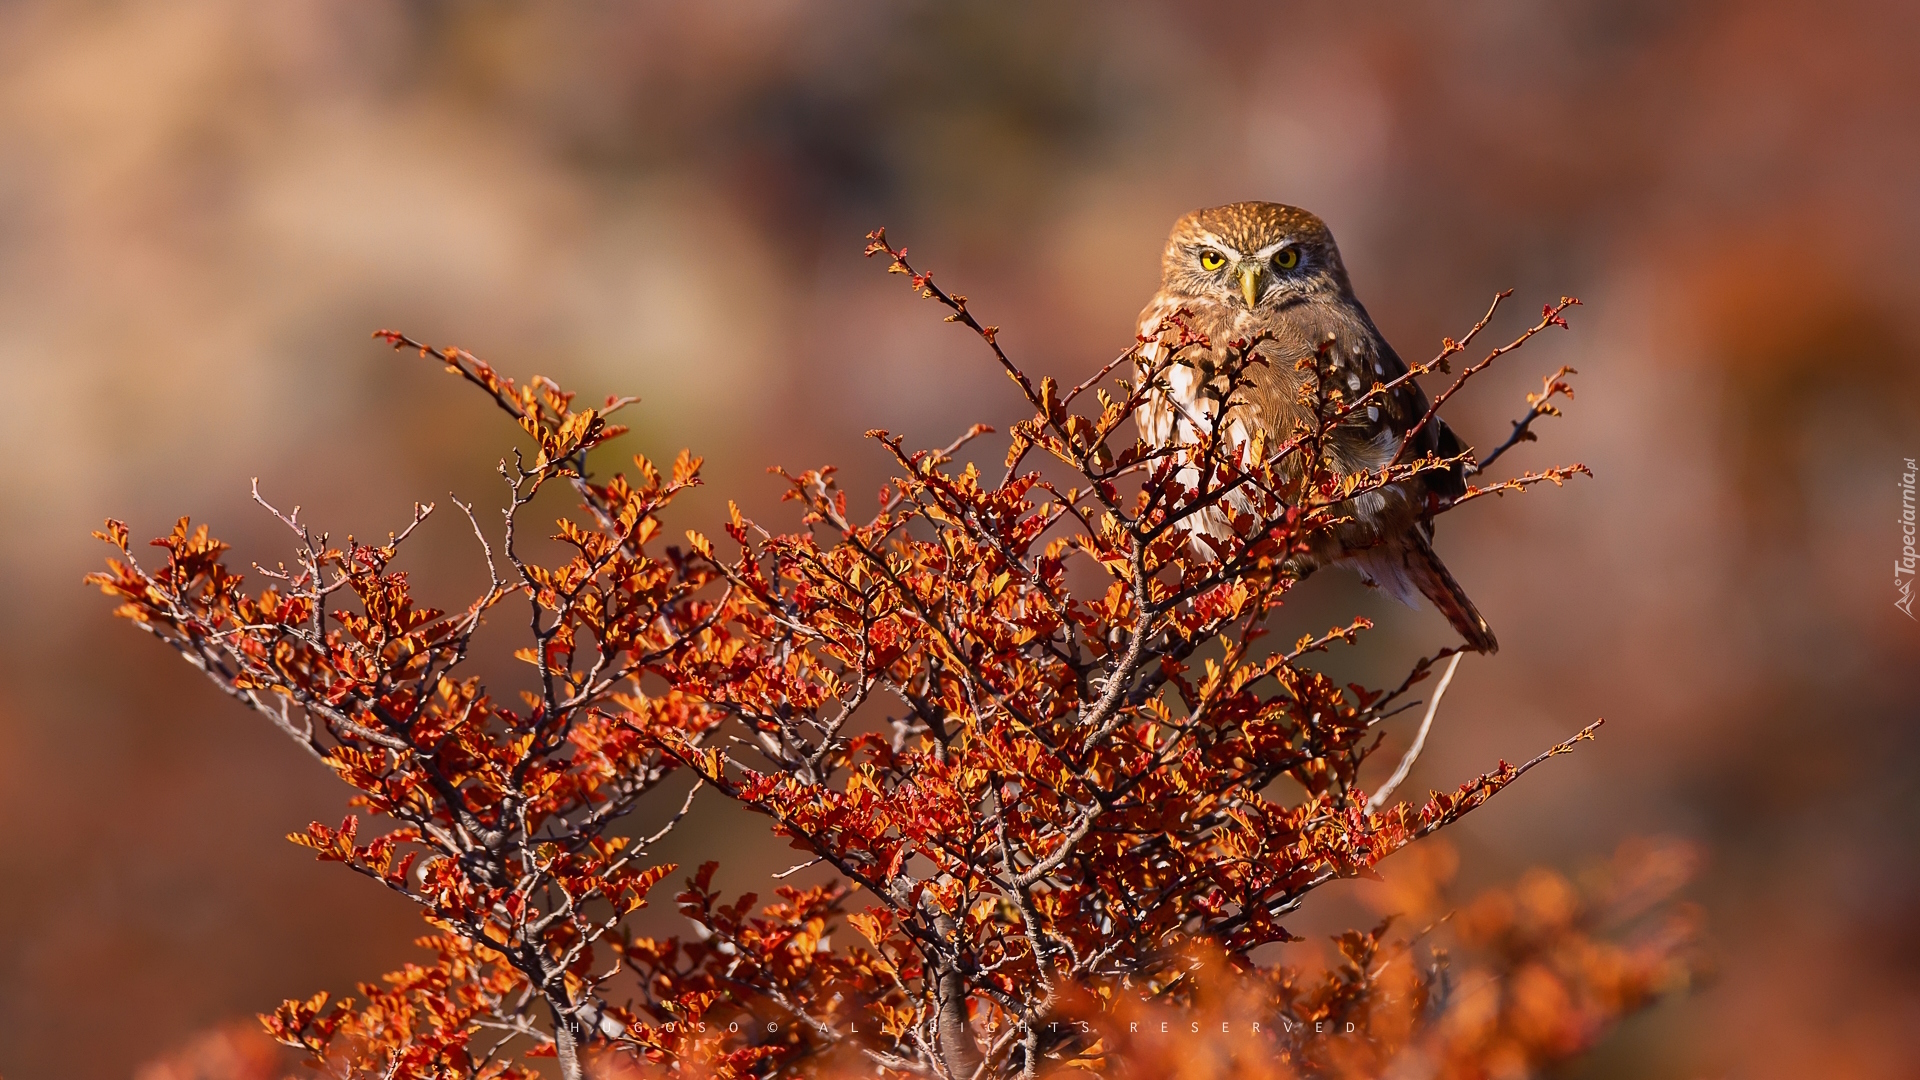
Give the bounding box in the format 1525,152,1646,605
1,1,1916,1076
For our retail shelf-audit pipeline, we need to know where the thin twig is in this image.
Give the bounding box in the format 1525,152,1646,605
1467,365,1579,477
1367,652,1462,813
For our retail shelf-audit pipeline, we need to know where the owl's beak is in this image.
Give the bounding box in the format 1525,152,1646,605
1238,264,1262,309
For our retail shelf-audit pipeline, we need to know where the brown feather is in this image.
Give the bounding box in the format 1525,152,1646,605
1401,530,1498,653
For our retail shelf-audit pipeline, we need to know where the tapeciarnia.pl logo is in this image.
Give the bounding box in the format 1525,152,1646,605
1899,457,1917,619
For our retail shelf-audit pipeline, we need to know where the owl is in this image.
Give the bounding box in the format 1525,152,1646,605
1133,201,1497,652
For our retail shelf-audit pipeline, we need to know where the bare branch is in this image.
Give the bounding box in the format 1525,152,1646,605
1367,652,1463,813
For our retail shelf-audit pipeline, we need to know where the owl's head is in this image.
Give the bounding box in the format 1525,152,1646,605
1158,201,1352,310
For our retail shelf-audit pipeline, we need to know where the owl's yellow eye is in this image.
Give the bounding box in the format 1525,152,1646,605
1273,247,1300,271
1198,250,1226,272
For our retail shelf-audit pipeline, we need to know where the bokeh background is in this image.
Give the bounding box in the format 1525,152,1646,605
2,1,1917,1076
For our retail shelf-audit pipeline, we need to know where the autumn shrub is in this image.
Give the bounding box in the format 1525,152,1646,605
92,231,1699,1080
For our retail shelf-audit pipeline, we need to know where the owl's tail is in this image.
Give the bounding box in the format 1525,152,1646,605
1353,531,1499,653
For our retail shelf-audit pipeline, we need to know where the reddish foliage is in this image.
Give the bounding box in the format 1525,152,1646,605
91,234,1694,1079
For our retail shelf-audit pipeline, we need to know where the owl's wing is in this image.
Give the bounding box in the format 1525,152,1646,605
1348,319,1425,434
1352,310,1469,506
1426,415,1470,502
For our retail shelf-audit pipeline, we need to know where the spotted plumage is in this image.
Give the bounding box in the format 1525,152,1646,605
1134,201,1496,652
